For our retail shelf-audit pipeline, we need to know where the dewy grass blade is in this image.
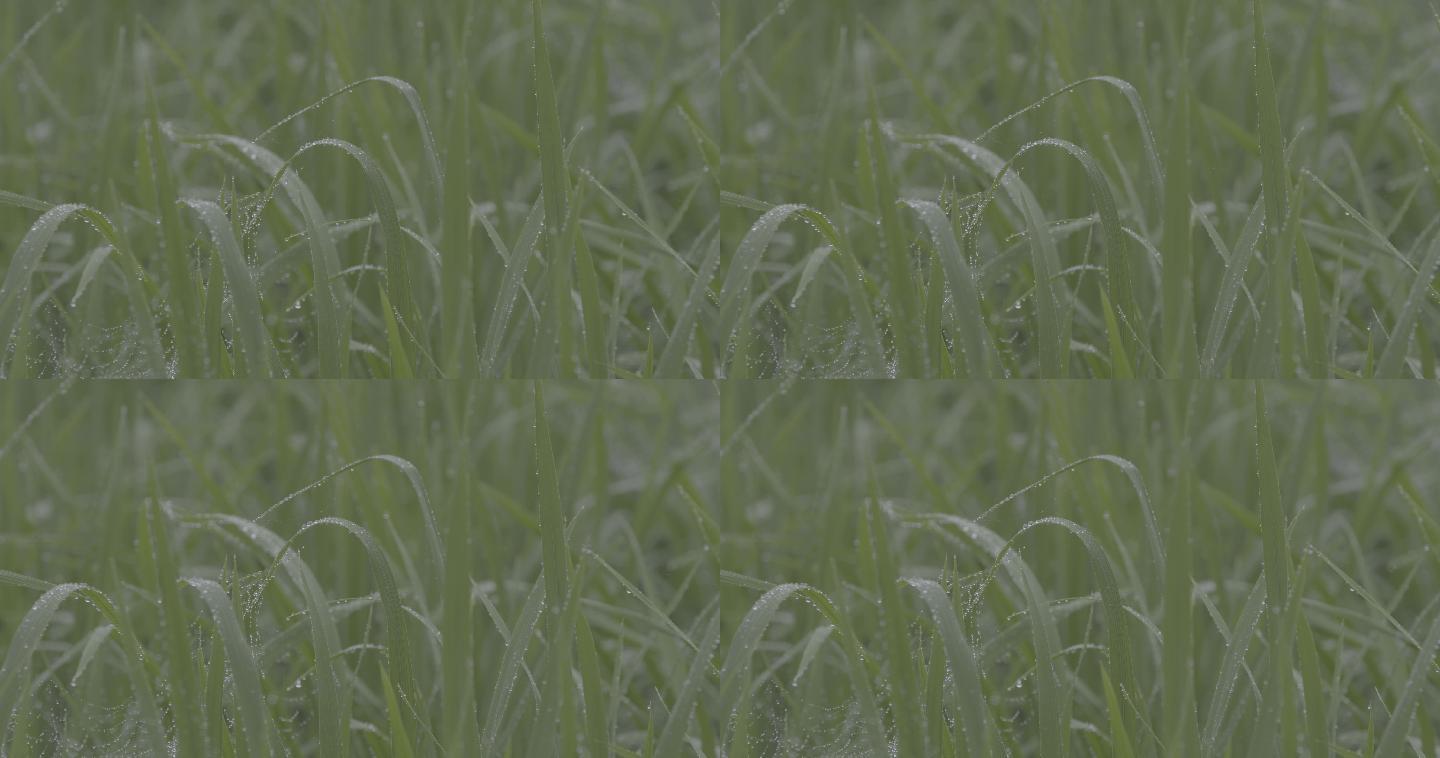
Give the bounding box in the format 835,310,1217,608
530,382,575,756
252,76,442,220
904,578,995,755
440,18,476,378
533,0,578,377
1251,0,1293,377
1250,383,1295,757
866,96,924,375
142,86,202,374
197,513,350,758
1161,461,1199,755
1161,82,1198,376
297,138,424,372
285,516,423,742
179,199,275,376
534,383,570,609
0,584,167,757
1375,601,1440,758
656,235,722,377
1200,578,1266,755
185,132,351,376
1255,384,1291,627
652,609,720,756
717,204,883,375
380,667,417,758
185,578,275,758
1011,516,1145,740
902,199,997,376
440,400,478,755
252,453,445,593
1201,197,1265,376
718,583,888,758
0,0,65,81
910,132,1070,376
911,512,1070,758
480,578,546,755
1028,137,1144,372
865,497,923,755
1376,227,1440,377
0,205,164,376
143,498,205,757
0,190,52,213
480,198,544,376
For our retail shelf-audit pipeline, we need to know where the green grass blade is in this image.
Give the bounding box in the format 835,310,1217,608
656,236,723,377
380,667,417,758
866,100,924,375
1161,85,1198,376
717,583,888,757
534,383,571,608
441,451,477,754
1255,384,1291,626
144,499,205,757
1201,198,1265,375
653,610,720,757
301,138,424,373
480,198,544,376
1376,229,1440,377
533,0,575,377
287,516,422,745
142,88,202,374
910,132,1069,376
0,205,164,376
184,578,274,758
1200,578,1267,755
1249,383,1294,757
1252,0,1293,376
905,578,995,755
185,132,350,376
480,578,546,754
865,497,923,755
912,512,1069,757
198,514,350,758
902,199,997,376
1161,467,1199,756
0,584,167,756
1375,602,1440,758
252,76,442,221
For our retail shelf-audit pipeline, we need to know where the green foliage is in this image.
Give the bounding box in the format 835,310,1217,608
0,382,1435,754
2,0,1437,375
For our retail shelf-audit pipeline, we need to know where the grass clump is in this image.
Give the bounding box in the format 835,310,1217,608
2,1,1439,375
0,381,1437,755
718,0,1440,377
1,0,717,377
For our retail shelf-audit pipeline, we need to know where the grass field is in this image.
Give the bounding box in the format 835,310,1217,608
3,1,1439,757
2,0,1438,376
1,0,716,378
719,0,1440,378
1,381,1438,756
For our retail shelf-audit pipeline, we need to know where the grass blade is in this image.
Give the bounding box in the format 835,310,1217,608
902,199,998,376
179,199,275,376
1376,228,1440,377
1201,198,1265,375
1251,0,1293,376
905,578,995,756
184,578,274,758
1375,602,1440,758
533,0,576,376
